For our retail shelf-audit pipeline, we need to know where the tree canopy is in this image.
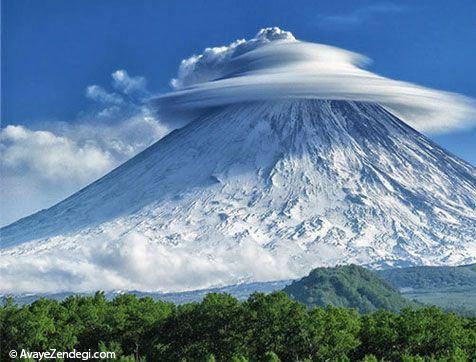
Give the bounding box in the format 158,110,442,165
1,291,475,361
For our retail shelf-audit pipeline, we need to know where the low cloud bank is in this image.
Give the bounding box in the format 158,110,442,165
0,232,295,293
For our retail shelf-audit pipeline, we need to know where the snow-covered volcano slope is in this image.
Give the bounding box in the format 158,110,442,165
1,99,475,292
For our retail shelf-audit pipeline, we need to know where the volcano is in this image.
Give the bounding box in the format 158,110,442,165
2,99,475,291
1,29,475,293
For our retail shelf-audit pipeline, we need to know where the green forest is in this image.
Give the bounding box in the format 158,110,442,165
284,264,419,313
1,291,475,361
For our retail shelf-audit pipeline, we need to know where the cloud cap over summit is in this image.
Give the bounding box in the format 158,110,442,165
154,27,476,133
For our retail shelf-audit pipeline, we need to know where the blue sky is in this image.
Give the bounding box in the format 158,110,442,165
1,0,476,226
3,0,476,165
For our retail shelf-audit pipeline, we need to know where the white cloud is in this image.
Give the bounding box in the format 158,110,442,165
0,71,170,226
0,125,113,226
112,69,149,100
317,3,407,28
86,85,124,105
1,125,113,182
0,232,295,293
171,27,295,89
156,27,476,133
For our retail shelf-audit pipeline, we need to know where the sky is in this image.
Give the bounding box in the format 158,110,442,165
1,0,476,226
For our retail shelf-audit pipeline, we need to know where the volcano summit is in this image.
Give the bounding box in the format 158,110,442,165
1,28,475,293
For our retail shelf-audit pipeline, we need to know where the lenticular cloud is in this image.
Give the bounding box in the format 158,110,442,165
154,27,476,133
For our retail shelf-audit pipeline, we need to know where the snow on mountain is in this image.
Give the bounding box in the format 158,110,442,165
1,99,475,293
1,27,475,293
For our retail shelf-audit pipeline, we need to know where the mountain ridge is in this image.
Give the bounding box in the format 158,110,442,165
1,99,475,293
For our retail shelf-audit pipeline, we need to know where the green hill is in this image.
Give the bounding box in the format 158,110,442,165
283,264,418,313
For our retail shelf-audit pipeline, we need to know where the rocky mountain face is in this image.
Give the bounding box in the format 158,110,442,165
1,99,475,292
